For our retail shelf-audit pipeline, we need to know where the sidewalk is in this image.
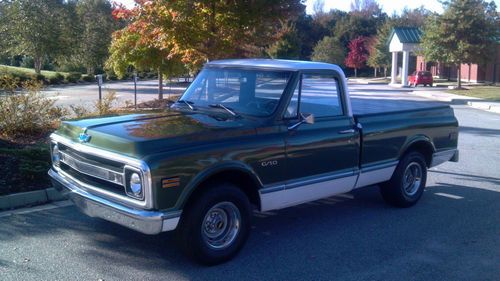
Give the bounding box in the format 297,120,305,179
411,89,500,114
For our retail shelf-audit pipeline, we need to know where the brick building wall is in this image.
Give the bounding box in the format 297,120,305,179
416,44,500,83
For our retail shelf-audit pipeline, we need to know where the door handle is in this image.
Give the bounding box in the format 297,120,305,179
339,129,355,134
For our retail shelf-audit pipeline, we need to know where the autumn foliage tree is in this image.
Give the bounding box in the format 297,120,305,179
106,2,186,100
345,36,369,77
106,0,305,98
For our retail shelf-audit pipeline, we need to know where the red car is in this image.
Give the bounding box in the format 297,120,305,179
408,71,433,87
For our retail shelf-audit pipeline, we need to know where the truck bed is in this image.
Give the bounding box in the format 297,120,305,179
352,96,458,169
350,90,445,116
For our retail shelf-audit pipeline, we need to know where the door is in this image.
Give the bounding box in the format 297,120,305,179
282,72,359,205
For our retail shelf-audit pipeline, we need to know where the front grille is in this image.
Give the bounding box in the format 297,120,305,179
56,143,128,196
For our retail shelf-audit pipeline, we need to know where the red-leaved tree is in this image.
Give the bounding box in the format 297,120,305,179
345,36,369,77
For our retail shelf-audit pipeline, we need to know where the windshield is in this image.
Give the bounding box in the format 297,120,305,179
177,67,293,117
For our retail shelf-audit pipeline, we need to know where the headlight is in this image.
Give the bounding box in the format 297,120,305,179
52,144,60,167
130,173,142,196
125,169,144,199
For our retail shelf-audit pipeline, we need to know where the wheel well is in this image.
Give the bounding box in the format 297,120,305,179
403,141,434,167
184,169,261,210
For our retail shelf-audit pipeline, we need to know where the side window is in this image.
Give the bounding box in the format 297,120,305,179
300,74,343,117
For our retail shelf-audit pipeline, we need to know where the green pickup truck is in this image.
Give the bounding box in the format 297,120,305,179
49,59,459,264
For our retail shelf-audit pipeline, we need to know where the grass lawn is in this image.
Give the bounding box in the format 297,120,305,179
447,86,500,101
0,64,69,78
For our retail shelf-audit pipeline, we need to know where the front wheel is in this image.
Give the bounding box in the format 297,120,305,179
177,183,251,265
380,151,427,207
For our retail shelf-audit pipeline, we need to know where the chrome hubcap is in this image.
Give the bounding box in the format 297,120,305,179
403,162,422,196
202,202,241,249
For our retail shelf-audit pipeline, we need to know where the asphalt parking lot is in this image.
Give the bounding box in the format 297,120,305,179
1,85,499,281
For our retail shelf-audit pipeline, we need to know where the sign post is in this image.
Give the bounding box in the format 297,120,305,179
133,72,138,109
95,74,103,101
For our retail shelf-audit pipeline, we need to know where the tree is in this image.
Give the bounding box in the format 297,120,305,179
367,21,392,77
135,0,306,71
1,0,70,73
333,3,386,50
267,21,302,59
311,36,345,66
106,0,306,96
345,36,369,77
350,0,383,17
76,0,116,75
392,6,432,28
106,28,185,100
421,0,499,88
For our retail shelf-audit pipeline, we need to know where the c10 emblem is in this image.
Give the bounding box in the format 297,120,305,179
261,160,278,167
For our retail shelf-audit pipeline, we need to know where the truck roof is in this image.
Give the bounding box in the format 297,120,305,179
207,59,344,72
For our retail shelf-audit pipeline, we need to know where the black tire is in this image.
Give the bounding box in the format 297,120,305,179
176,183,251,265
380,151,427,208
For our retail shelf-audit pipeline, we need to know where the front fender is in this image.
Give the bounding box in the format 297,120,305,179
175,161,263,209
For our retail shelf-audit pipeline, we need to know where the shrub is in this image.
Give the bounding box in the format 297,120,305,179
20,56,34,68
69,104,92,118
6,71,31,82
82,74,95,82
95,90,117,115
146,72,157,79
107,73,118,80
0,74,19,93
0,78,62,139
65,72,82,83
48,73,65,84
34,73,46,83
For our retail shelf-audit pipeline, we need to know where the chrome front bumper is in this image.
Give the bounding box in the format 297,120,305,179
49,169,181,235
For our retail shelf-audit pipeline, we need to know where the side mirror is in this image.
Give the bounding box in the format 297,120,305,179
302,113,314,125
288,113,314,130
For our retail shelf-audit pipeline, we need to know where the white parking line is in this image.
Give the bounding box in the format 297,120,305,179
434,192,464,200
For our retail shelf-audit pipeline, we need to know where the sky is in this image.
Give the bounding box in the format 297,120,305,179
115,0,499,15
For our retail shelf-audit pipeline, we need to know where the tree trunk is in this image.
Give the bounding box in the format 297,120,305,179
384,67,387,78
457,63,462,89
87,66,95,75
354,68,357,78
33,56,43,74
374,67,377,78
158,68,164,100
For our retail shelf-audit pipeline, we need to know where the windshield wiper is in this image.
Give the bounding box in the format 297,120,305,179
178,99,195,110
209,103,239,117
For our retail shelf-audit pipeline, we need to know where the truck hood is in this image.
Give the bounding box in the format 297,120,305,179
55,111,258,158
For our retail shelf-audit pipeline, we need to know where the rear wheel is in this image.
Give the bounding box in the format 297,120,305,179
177,183,251,265
380,151,427,207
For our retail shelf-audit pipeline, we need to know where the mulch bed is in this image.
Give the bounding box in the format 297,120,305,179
0,137,52,196
0,100,175,196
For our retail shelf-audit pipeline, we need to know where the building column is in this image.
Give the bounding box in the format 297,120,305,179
391,52,398,84
401,50,410,87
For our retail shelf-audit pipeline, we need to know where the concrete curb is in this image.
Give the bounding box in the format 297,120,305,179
467,101,500,114
0,187,65,211
410,90,500,114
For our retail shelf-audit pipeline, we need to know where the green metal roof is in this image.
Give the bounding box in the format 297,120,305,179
388,27,422,44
